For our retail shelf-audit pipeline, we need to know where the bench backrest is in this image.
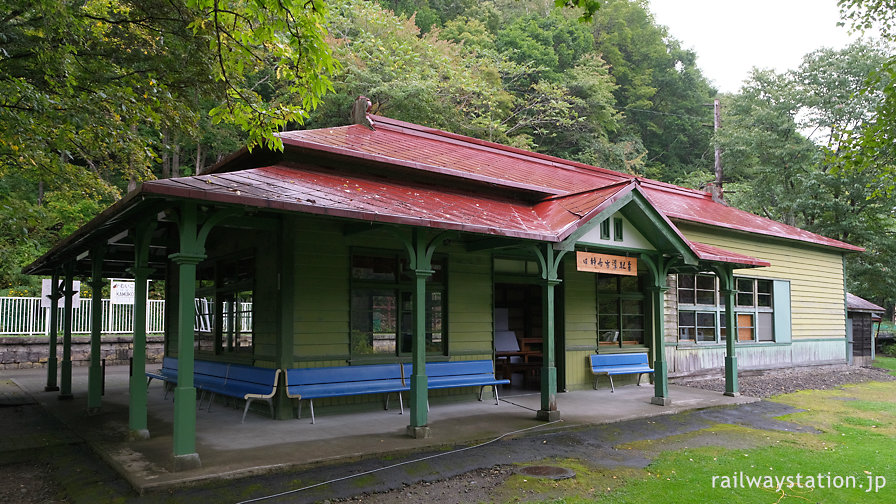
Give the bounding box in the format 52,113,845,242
161,356,178,373
286,363,404,387
419,360,496,378
226,363,279,386
590,353,649,368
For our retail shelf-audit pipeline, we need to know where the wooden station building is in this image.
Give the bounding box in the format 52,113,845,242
25,111,863,468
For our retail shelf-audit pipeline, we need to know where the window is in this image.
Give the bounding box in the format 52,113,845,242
597,274,645,347
613,218,624,242
600,219,611,240
676,274,776,344
194,254,254,355
350,252,446,357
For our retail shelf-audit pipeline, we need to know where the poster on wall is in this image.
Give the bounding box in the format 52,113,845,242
40,278,81,308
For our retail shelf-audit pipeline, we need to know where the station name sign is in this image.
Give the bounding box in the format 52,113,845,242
576,251,637,276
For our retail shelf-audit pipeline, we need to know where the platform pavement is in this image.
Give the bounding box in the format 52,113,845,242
2,364,757,496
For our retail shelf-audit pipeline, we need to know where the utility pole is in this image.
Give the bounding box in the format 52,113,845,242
713,99,724,203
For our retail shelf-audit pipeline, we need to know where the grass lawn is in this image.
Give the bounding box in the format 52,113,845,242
498,377,896,503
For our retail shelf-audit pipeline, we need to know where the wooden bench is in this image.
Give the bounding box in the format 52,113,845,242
285,364,409,424
589,353,654,392
405,360,510,405
146,357,280,422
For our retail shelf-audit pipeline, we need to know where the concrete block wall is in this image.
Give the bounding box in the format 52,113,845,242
0,335,164,369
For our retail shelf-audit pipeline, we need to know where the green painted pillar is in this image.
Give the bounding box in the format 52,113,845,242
537,276,562,420
59,264,75,401
129,221,155,439
407,230,433,439
533,244,563,422
275,216,297,420
650,284,670,405
87,247,105,414
169,203,205,470
720,268,739,396
45,272,61,392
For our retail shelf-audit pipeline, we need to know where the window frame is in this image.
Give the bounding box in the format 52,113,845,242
676,273,775,345
596,274,647,348
349,250,447,359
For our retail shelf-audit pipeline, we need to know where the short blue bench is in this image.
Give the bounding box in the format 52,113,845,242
285,364,409,424
589,353,654,392
405,359,510,405
146,357,280,422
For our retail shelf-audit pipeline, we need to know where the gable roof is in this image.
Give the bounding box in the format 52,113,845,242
24,113,862,276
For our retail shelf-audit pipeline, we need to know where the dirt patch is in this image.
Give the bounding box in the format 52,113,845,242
0,461,66,504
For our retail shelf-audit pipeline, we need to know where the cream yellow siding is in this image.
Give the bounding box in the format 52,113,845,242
678,224,847,341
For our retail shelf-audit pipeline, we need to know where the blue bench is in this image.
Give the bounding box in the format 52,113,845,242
285,364,409,424
145,356,178,398
589,353,654,392
405,360,510,405
146,357,280,422
194,362,281,423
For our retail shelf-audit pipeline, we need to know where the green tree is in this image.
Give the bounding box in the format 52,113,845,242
0,0,337,289
717,40,896,310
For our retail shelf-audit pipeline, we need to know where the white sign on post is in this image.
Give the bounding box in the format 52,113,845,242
41,278,81,308
110,279,136,305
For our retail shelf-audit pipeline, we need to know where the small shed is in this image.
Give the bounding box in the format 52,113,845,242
846,293,885,366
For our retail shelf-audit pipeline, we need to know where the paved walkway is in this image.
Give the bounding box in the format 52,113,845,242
2,365,759,500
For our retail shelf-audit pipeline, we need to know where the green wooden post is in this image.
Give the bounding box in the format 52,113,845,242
532,244,564,421
640,254,670,406
59,263,75,401
87,247,105,414
406,229,434,439
169,203,205,470
129,221,155,439
718,267,739,396
45,271,61,392
275,216,297,420
649,284,670,405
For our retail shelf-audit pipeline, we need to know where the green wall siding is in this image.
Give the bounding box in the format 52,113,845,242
448,251,493,355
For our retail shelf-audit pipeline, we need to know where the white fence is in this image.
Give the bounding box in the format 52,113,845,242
0,297,166,336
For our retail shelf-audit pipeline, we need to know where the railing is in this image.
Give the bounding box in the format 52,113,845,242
0,297,167,336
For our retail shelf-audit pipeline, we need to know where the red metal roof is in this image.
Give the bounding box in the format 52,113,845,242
26,112,864,276
688,241,771,267
273,115,862,253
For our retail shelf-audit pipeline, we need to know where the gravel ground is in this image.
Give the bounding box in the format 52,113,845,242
672,363,896,398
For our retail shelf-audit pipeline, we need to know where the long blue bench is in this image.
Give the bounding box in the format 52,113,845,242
145,357,280,422
404,359,510,405
589,353,654,392
285,364,409,424
194,362,281,423
145,356,178,398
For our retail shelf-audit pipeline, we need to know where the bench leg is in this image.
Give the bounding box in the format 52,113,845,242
608,375,615,393
398,392,404,415
637,373,643,386
309,399,316,424
241,398,253,423
492,385,500,405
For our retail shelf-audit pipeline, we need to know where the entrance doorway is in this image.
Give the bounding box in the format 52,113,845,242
494,283,543,389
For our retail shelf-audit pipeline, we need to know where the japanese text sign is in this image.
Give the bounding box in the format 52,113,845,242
576,251,637,276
